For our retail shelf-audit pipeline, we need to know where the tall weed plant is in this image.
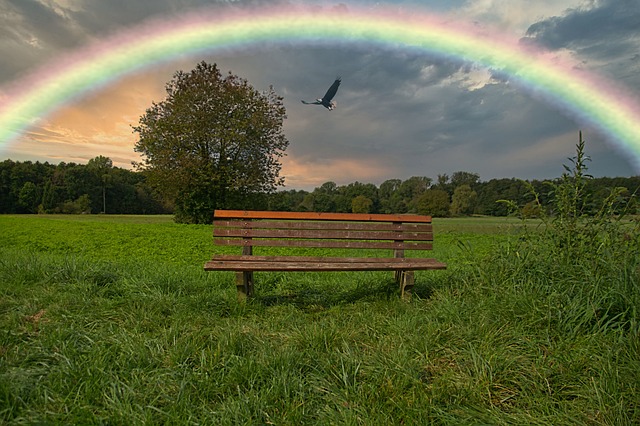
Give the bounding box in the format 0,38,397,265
470,134,640,423
497,132,639,334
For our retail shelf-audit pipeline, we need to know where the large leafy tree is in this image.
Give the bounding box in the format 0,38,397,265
450,184,478,216
133,61,288,223
416,189,450,217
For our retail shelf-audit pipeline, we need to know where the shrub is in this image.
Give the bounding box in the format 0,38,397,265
59,194,92,214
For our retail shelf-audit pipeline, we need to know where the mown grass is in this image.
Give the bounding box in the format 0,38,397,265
1,213,638,425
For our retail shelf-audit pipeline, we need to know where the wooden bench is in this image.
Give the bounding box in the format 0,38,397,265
204,210,447,300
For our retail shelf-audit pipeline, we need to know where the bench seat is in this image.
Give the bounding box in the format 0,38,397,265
206,255,447,271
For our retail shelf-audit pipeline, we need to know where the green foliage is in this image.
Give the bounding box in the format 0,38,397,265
17,181,39,213
304,181,338,212
450,171,480,190
133,61,288,224
379,179,406,213
351,195,373,213
263,171,637,217
514,132,638,261
416,189,450,217
404,178,430,212
338,182,378,212
3,155,638,219
87,156,113,213
40,178,57,212
519,200,542,218
267,189,308,212
489,132,639,336
450,184,477,216
59,194,92,214
0,159,167,215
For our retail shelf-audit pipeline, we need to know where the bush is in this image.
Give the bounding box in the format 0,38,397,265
59,194,92,214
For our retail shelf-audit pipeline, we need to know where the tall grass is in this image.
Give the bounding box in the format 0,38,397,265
1,149,639,425
474,136,640,423
494,135,639,336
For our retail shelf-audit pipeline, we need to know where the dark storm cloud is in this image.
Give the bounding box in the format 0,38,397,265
522,0,640,110
0,0,87,80
2,0,84,47
67,0,285,35
523,0,640,62
67,0,185,34
0,0,263,81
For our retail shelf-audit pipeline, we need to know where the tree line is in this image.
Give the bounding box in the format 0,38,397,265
2,158,638,218
0,157,169,215
266,172,639,217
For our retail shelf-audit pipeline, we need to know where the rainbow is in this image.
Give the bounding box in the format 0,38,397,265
1,4,639,169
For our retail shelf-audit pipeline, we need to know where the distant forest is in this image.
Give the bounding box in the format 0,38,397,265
1,158,638,217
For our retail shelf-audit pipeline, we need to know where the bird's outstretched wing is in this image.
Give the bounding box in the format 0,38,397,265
322,78,341,102
301,100,322,105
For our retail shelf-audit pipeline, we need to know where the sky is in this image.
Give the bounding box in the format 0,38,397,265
0,0,639,191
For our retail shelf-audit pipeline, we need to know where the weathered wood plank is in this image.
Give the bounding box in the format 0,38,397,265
214,220,432,232
213,238,433,250
399,271,415,300
204,259,447,271
213,228,434,241
211,255,436,263
214,210,432,223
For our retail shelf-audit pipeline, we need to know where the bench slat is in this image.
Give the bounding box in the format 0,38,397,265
214,228,433,241
214,238,433,250
214,209,432,223
211,255,435,263
214,220,432,232
204,258,447,271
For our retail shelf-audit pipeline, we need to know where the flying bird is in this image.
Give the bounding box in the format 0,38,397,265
301,77,341,110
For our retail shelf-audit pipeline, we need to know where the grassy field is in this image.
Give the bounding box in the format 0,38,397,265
1,214,638,424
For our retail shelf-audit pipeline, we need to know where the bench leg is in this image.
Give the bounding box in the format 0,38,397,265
236,271,254,300
397,270,414,300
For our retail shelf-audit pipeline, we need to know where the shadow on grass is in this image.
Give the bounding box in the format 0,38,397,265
253,278,438,310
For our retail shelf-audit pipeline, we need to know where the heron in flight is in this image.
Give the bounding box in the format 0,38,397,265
301,77,341,110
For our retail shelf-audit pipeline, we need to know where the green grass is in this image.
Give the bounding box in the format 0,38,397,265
0,215,210,266
1,214,638,424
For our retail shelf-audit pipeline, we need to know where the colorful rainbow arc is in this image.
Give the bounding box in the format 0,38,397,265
0,5,639,169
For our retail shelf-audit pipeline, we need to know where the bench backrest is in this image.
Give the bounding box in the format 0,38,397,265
213,210,434,253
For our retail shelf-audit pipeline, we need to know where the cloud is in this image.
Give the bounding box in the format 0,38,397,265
1,0,86,47
3,68,174,169
0,0,87,80
521,0,640,104
523,0,640,64
455,0,585,33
